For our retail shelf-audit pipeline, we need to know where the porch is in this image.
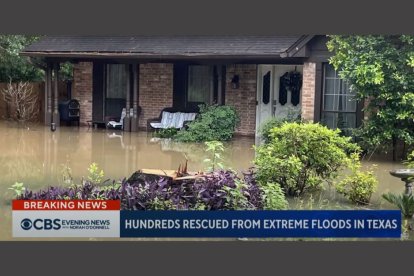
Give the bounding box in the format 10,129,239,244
20,35,328,135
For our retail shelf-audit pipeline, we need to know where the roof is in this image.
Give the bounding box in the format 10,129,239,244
21,35,313,60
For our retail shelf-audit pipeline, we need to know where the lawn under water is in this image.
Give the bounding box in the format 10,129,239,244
0,122,410,240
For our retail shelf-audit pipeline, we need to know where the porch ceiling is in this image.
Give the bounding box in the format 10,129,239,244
21,35,313,60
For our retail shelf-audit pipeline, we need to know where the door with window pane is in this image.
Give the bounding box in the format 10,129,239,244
187,65,213,109
321,64,357,134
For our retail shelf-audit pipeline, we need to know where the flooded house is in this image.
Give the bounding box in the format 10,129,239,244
20,35,361,136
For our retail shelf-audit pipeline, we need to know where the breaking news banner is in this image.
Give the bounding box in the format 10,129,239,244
12,200,120,237
12,200,402,238
120,210,402,238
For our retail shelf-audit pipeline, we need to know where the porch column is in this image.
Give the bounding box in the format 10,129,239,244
301,62,316,122
131,64,139,132
45,63,53,126
217,66,223,105
52,63,60,126
124,64,131,132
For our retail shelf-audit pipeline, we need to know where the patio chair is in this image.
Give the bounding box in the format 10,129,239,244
107,108,137,130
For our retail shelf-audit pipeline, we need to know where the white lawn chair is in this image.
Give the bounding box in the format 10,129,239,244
107,108,127,129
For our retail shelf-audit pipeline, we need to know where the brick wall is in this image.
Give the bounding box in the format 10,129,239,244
225,64,257,136
301,62,316,122
138,63,173,128
72,62,258,134
73,62,93,125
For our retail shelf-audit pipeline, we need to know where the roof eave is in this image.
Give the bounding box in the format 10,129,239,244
20,51,287,60
281,35,316,58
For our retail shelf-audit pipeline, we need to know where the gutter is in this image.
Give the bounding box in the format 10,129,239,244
280,35,316,58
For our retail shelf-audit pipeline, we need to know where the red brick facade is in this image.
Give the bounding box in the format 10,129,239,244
301,62,316,122
225,64,257,136
138,63,173,128
72,62,319,136
73,62,93,125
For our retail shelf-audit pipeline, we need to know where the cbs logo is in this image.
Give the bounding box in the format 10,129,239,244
20,218,61,230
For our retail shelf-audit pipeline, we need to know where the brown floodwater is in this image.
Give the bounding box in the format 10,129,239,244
0,122,410,240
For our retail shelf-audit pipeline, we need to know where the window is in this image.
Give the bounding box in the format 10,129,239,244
105,64,129,117
187,65,214,105
321,63,357,133
106,64,128,99
173,64,225,109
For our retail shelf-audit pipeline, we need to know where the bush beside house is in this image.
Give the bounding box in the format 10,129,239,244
254,122,361,197
174,105,240,142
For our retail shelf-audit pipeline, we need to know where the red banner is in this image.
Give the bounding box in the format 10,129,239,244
12,200,121,211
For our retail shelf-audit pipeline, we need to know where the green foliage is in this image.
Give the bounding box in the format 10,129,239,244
0,36,73,82
223,179,253,210
382,192,414,218
203,141,225,171
154,127,178,138
260,182,289,210
259,114,301,144
59,62,74,81
327,35,414,152
8,182,26,197
60,163,73,185
174,104,239,142
335,153,378,205
150,197,176,210
403,150,414,169
254,122,360,196
0,35,43,82
87,162,104,184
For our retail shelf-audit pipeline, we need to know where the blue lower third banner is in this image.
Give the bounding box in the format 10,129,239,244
120,210,402,238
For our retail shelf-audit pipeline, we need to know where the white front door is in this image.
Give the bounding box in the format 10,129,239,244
255,64,303,135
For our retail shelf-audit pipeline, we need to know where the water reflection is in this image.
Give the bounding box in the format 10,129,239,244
0,123,255,196
0,122,410,240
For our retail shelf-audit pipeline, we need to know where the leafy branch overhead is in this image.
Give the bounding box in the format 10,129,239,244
327,35,414,153
0,35,73,82
0,35,43,82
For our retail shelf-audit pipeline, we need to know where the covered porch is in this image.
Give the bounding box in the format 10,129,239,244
21,35,323,135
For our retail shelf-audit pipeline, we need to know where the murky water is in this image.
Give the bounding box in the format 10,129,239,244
0,122,410,240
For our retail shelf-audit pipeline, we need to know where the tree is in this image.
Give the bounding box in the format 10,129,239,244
0,35,44,82
0,35,73,82
1,81,39,123
327,35,414,159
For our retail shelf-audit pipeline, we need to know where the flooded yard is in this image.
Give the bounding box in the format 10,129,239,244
0,122,409,240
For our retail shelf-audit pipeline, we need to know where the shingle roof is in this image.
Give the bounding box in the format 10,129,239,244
21,35,308,58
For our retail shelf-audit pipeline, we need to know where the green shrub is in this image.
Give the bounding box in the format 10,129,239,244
223,179,255,210
261,182,289,210
87,162,104,184
8,182,26,197
174,104,239,142
382,193,414,218
154,127,178,138
254,122,360,196
203,141,225,171
403,150,414,169
259,113,301,144
335,153,378,205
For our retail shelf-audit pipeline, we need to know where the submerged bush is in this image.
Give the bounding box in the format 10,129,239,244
174,104,239,142
16,169,288,211
254,122,360,196
335,153,378,205
154,128,178,139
